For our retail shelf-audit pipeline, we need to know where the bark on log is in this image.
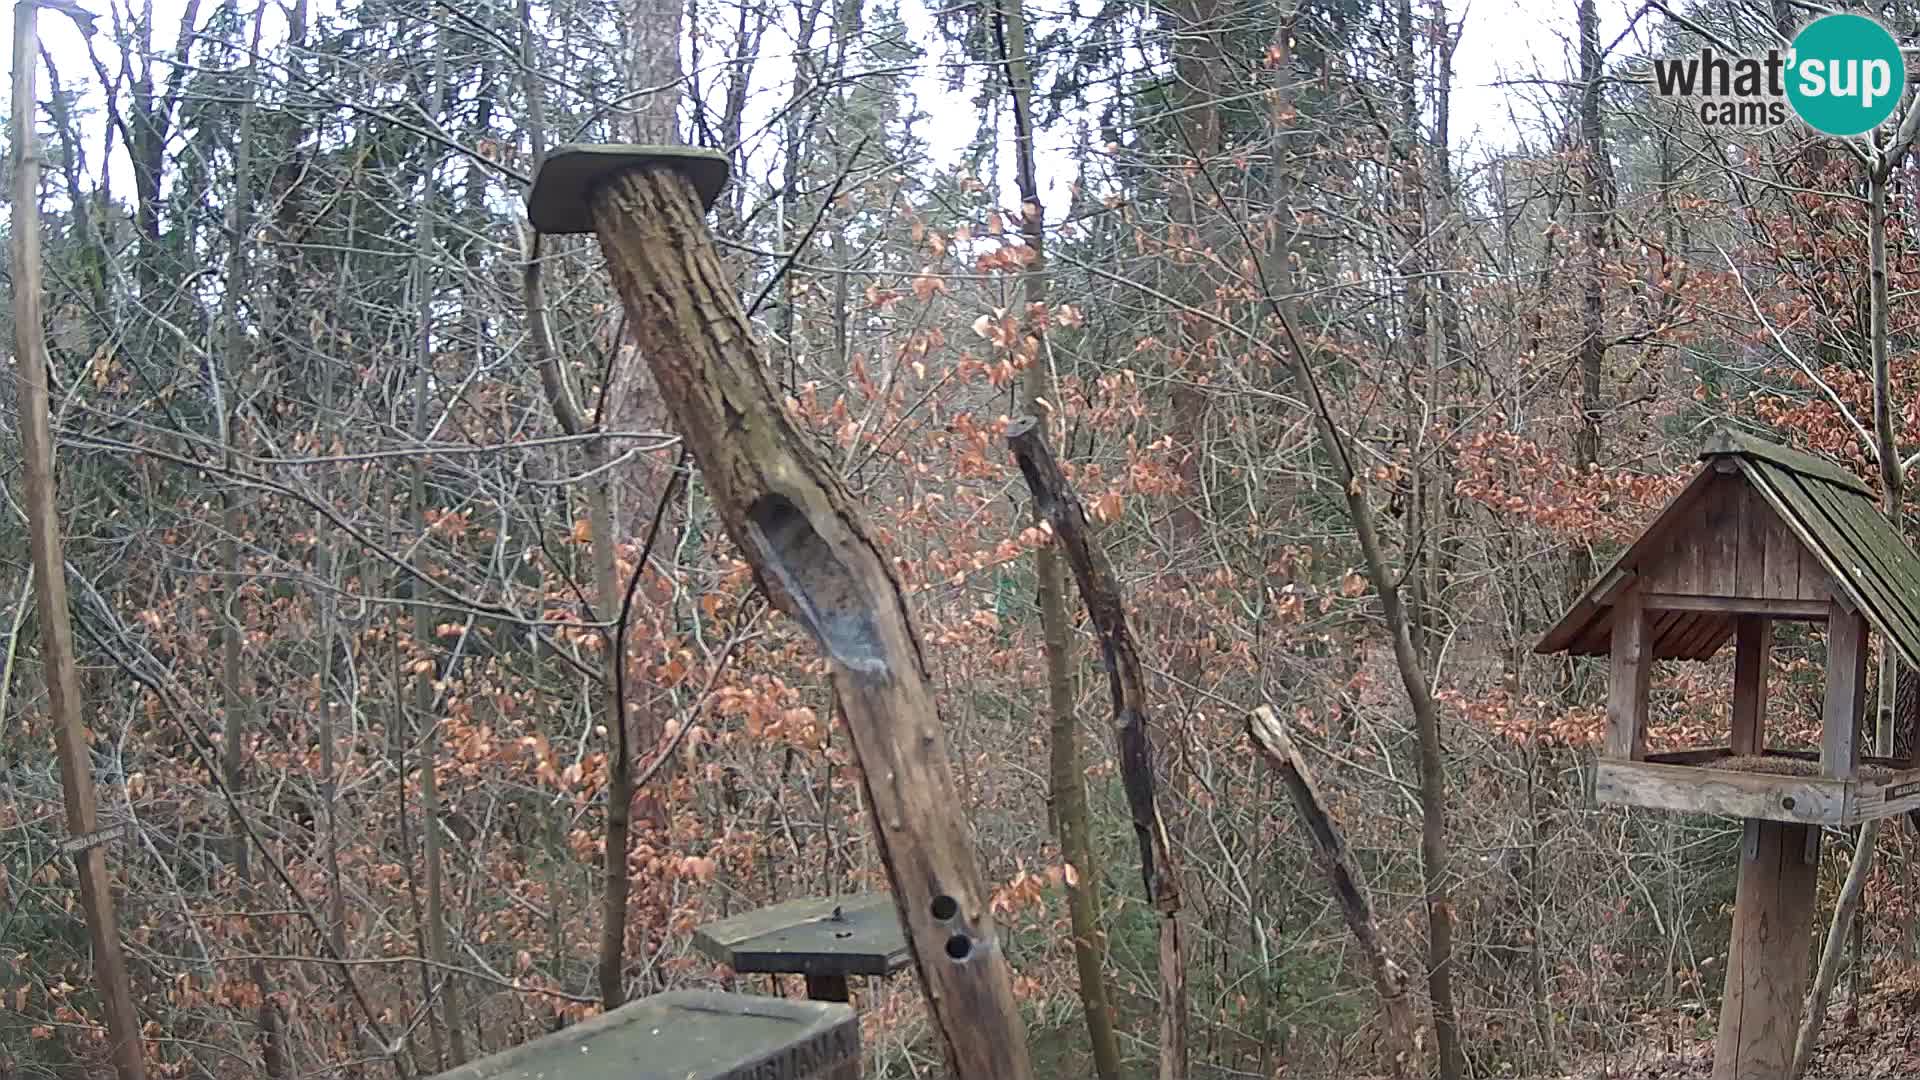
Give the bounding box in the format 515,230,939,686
1247,705,1418,1073
581,163,1034,1080
1006,415,1188,1080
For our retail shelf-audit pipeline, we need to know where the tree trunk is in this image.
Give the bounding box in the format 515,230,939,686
1266,304,1464,1080
994,2,1122,1076
9,7,147,1077
1570,0,1613,601
579,162,1037,1080
1006,418,1187,1080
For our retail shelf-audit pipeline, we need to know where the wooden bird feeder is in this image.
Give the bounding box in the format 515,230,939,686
1539,428,1920,1079
431,989,858,1080
693,894,912,1003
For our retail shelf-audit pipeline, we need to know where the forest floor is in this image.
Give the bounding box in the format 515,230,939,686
1564,979,1920,1078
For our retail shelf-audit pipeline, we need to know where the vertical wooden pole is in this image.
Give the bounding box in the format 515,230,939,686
1606,591,1651,760
1731,616,1770,756
1822,603,1868,780
1713,820,1819,1080
10,5,146,1079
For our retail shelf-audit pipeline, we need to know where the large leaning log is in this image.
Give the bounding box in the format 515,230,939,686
528,146,1035,1079
1247,705,1417,1073
1005,415,1188,1080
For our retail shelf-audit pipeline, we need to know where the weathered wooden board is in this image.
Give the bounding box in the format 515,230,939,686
1594,759,1848,825
430,990,859,1080
1850,768,1920,824
1606,593,1651,761
1822,601,1867,781
1712,820,1819,1080
1732,616,1769,755
693,894,911,979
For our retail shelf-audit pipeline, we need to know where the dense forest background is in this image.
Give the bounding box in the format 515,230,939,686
7,0,1920,1076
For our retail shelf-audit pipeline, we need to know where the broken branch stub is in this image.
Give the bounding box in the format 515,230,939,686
548,153,1034,1080
1247,706,1417,1073
1005,415,1188,1080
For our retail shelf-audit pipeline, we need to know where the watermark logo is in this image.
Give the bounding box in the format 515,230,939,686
1651,13,1905,136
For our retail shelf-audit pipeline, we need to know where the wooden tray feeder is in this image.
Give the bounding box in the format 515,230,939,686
430,989,858,1080
1538,429,1920,1079
693,894,912,1003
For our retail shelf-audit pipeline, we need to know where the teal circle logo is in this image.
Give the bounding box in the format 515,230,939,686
1787,14,1905,137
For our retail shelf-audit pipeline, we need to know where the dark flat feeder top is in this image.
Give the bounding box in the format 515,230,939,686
429,989,856,1080
526,143,730,235
693,894,911,979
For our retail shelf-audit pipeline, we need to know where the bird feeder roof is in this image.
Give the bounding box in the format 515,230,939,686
691,893,911,979
1537,428,1920,670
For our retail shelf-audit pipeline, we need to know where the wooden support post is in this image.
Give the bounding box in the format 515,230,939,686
1823,602,1868,780
1732,616,1770,756
1607,591,1651,760
1713,820,1820,1080
805,974,851,1003
529,148,1033,1080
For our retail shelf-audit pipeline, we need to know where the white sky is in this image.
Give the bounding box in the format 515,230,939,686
0,0,1626,226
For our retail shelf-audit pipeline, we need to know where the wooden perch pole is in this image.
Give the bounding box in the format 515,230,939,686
1247,705,1417,1072
10,4,146,1078
1005,415,1188,1080
527,147,1034,1080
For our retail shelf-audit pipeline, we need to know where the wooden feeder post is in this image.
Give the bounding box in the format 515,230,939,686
693,893,912,1004
527,146,1036,1080
1537,430,1920,1080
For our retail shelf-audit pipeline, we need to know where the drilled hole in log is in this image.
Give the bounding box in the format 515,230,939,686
944,933,972,961
930,895,959,921
746,493,888,680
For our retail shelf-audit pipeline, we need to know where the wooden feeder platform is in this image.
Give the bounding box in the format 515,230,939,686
430,988,858,1080
693,894,911,1003
1598,746,1920,826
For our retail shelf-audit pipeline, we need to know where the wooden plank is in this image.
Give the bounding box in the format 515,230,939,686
1701,475,1741,596
1745,464,1859,616
1850,768,1920,823
1735,481,1769,598
1700,427,1872,495
433,989,861,1080
1593,760,1847,825
1669,610,1730,660
1732,616,1770,755
1760,494,1804,601
1537,466,1718,654
1641,594,1827,618
1823,601,1867,781
1762,462,1920,673
1793,474,1920,626
1712,820,1820,1080
1794,472,1920,670
1607,593,1652,760
1646,747,1737,766
1688,621,1737,661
